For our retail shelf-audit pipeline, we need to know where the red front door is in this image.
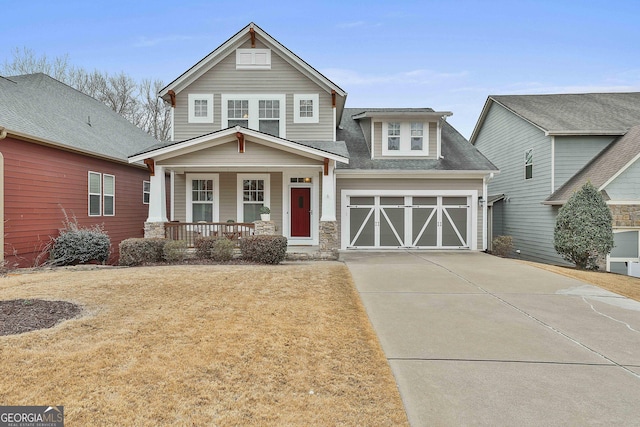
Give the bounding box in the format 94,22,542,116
290,188,311,237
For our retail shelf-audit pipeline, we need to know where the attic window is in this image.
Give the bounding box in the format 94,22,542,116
188,94,214,123
293,94,319,123
236,48,271,70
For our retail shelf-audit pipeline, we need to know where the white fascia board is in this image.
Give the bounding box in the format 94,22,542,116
352,111,452,120
473,98,549,141
129,128,238,162
336,169,496,179
545,130,627,136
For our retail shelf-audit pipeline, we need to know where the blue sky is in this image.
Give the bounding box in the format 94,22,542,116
2,0,640,138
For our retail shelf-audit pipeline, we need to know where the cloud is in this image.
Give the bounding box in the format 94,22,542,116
336,21,366,29
133,35,197,48
321,68,469,86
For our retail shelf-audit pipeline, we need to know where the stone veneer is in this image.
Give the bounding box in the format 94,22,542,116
253,220,276,235
144,221,165,239
319,221,339,258
610,205,640,227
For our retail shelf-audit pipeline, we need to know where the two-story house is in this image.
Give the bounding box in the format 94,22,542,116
471,93,640,274
130,23,497,255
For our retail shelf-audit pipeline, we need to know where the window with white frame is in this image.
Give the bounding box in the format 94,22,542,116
236,48,271,70
222,94,285,137
143,181,150,204
103,174,115,216
237,174,270,223
88,172,115,216
186,174,219,223
382,122,429,155
188,94,214,123
293,94,319,123
525,148,533,180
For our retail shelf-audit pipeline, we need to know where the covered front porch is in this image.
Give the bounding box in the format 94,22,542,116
129,126,349,253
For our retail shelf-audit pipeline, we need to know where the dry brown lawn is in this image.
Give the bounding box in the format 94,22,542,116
519,260,640,301
0,263,408,426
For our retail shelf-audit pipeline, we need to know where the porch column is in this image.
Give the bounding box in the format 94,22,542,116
321,159,336,221
147,164,167,223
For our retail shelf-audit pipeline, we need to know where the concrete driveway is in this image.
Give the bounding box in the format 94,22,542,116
342,251,640,426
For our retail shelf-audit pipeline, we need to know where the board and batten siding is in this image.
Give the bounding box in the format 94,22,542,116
474,102,565,265
336,177,484,250
157,141,322,167
605,159,640,200
372,121,438,159
554,135,612,191
173,39,334,142
1,137,149,267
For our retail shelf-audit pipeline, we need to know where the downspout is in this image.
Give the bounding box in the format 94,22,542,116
482,172,494,251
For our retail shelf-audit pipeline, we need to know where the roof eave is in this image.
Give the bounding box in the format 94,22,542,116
545,130,628,136
352,111,452,120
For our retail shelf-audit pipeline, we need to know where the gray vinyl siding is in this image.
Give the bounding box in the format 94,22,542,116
157,141,321,167
358,118,372,154
336,177,484,250
605,159,640,200
372,121,437,159
474,102,566,265
173,39,333,142
554,136,612,190
174,173,186,221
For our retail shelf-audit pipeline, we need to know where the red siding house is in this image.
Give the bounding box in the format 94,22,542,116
0,73,158,267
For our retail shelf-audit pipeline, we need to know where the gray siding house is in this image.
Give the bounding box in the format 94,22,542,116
471,93,640,274
131,23,497,255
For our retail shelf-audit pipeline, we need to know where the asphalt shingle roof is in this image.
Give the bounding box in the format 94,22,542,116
545,125,640,204
0,73,160,161
337,108,497,171
491,93,640,135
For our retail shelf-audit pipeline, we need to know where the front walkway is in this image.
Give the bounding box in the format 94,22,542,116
342,251,640,426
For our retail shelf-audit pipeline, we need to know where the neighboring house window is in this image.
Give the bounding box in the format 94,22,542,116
186,174,219,222
143,181,150,204
89,172,102,216
188,94,214,123
222,94,286,137
237,174,270,223
382,122,428,155
236,48,271,70
103,174,115,216
525,148,533,179
293,94,319,123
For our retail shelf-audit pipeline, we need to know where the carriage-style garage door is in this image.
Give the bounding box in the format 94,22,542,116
343,191,475,249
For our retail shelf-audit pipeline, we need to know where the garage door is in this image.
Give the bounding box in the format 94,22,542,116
608,230,640,275
345,194,471,249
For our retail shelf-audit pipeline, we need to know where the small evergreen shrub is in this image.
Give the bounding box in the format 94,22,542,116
210,238,235,262
554,182,614,270
195,236,219,259
50,227,111,265
119,238,166,266
492,235,513,257
239,235,288,264
163,240,188,263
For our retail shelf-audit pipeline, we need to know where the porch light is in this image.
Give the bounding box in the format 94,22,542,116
304,177,312,183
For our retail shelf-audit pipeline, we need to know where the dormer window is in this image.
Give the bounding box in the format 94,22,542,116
382,122,429,156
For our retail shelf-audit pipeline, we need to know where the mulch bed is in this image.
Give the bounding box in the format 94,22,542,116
0,299,82,336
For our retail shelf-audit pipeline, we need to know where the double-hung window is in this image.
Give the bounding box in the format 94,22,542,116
525,148,533,180
382,122,428,155
143,181,150,204
186,174,219,223
88,172,115,216
237,174,270,223
222,94,285,137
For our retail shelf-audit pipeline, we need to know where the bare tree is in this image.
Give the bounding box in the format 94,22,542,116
1,48,171,141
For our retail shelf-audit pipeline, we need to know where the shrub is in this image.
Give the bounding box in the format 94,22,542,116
210,238,235,262
119,238,166,266
195,236,218,259
239,235,287,264
163,240,188,263
50,227,111,265
554,182,614,270
492,235,513,257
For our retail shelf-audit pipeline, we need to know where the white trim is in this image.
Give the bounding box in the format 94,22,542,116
606,200,640,205
143,180,150,205
437,119,442,159
341,189,477,250
370,119,375,159
186,173,220,222
524,148,533,180
188,94,214,124
293,94,319,123
103,174,115,216
606,228,640,273
236,48,271,70
551,136,555,193
170,107,175,142
221,94,286,138
88,171,101,217
236,173,271,223
482,175,488,251
283,169,319,245
600,151,640,191
169,171,175,221
381,121,429,156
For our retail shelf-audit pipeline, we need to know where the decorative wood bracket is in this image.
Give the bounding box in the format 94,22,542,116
324,158,329,176
331,90,336,108
168,90,176,108
250,27,256,48
144,158,155,176
236,131,245,153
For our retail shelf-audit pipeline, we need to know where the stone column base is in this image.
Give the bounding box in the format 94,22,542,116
254,220,276,235
319,221,339,256
144,221,166,239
